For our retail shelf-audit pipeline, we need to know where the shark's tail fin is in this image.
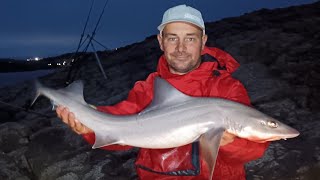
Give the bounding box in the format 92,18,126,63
30,79,42,108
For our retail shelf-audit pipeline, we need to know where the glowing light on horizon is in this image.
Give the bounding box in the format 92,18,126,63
27,56,42,61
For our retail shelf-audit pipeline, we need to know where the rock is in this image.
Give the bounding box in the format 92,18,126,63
0,152,31,180
0,109,14,123
0,122,30,153
25,127,87,177
233,62,291,104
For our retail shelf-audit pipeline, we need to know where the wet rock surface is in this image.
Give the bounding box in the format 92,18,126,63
0,2,319,179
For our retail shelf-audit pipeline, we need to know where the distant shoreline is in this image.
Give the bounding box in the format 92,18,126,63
0,52,90,73
0,59,59,73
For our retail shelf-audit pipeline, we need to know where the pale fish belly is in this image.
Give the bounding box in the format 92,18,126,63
121,125,203,149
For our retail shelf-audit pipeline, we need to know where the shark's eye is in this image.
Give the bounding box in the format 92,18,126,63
260,121,267,126
267,121,278,128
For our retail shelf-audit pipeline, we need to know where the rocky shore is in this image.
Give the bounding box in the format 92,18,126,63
0,2,319,179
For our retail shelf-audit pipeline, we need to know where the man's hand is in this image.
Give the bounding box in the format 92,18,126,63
56,106,93,135
220,131,236,146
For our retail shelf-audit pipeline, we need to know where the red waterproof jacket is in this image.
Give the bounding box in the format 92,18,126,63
83,46,269,180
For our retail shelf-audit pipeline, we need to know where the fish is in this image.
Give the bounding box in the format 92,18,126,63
32,77,300,179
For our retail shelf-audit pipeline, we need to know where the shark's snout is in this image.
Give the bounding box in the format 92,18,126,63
267,127,300,141
283,128,300,139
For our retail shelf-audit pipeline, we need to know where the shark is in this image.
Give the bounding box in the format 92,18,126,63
32,77,300,179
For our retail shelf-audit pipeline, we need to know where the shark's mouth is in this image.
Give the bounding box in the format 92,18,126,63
247,133,300,143
246,135,283,143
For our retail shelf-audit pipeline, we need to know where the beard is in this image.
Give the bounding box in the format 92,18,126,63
167,52,201,74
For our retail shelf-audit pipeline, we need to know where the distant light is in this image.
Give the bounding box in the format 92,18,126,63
48,63,51,66
27,57,42,61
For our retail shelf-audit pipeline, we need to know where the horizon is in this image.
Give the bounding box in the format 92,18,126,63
0,0,316,59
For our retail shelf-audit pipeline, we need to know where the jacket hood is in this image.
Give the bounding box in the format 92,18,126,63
157,46,240,79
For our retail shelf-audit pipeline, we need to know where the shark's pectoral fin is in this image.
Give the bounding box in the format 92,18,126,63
199,127,225,180
92,132,119,149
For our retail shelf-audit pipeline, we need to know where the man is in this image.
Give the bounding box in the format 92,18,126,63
57,4,269,180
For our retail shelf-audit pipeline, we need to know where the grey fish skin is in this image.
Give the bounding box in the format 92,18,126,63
33,77,299,179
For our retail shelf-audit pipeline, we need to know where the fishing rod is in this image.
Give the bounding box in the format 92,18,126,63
77,0,95,52
90,41,108,79
88,34,109,50
67,0,110,83
83,0,110,53
66,0,95,84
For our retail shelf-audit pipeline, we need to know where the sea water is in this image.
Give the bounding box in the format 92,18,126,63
0,69,55,87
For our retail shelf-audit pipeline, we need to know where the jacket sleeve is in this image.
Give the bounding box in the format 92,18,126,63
218,79,270,163
81,73,156,151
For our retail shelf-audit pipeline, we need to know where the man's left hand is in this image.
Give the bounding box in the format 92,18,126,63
220,131,236,146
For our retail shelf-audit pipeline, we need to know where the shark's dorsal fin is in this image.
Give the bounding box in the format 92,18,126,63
59,80,86,105
140,77,194,114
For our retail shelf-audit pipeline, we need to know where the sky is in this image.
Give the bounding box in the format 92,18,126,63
0,0,316,59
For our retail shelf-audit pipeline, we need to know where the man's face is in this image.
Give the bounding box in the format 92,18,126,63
157,22,208,75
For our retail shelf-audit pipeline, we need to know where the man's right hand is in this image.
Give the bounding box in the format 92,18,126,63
56,106,94,135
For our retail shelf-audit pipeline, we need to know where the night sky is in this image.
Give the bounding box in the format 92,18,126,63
0,0,316,59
